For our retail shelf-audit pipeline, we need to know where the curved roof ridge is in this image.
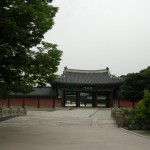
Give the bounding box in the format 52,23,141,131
52,67,124,86
65,68,108,73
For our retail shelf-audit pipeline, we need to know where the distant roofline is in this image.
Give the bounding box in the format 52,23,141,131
9,87,56,98
63,66,109,74
63,66,121,79
52,66,124,87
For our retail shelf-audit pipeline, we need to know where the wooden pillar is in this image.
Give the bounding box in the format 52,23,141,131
118,98,120,108
76,90,80,107
106,94,109,107
37,97,40,108
62,91,66,107
92,92,96,107
84,97,87,107
53,98,55,108
108,90,113,107
23,97,25,108
92,92,94,107
95,91,97,107
7,97,10,107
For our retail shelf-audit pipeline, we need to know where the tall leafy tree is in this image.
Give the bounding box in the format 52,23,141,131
0,0,61,96
120,67,150,103
30,42,62,87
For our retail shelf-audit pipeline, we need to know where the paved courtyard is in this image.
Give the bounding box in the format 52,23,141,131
0,108,149,150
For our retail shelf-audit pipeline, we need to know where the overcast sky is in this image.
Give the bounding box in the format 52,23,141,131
44,0,150,76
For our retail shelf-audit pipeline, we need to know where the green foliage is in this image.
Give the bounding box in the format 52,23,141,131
0,0,57,48
30,42,62,86
120,67,150,101
123,109,144,129
0,0,61,96
137,90,150,123
123,90,150,130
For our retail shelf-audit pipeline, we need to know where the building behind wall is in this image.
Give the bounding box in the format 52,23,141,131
51,67,124,108
0,67,137,108
0,87,61,108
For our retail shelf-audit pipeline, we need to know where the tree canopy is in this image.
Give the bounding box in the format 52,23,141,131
0,0,62,96
120,67,150,101
30,42,62,87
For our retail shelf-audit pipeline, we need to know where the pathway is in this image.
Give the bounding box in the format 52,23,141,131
0,108,149,150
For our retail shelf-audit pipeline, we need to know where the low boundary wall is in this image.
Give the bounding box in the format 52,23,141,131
0,107,27,118
0,98,62,108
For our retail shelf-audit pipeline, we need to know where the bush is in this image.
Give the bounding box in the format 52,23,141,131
123,89,150,130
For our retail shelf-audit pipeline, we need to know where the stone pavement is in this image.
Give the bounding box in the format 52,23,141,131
0,108,149,150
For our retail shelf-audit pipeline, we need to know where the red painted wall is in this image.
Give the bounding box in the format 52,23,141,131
39,98,53,107
0,98,63,108
24,98,38,106
113,100,138,107
55,99,62,107
0,98,8,106
9,98,23,106
0,98,138,108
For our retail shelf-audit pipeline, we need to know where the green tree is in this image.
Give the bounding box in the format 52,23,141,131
136,89,150,128
30,42,62,86
0,0,60,96
139,66,150,89
120,67,150,104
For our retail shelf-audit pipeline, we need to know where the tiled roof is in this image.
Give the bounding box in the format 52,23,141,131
53,67,123,86
11,87,56,98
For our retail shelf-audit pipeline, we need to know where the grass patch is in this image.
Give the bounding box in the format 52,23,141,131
131,130,150,137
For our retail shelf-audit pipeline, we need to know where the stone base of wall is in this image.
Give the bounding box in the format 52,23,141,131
0,107,27,118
